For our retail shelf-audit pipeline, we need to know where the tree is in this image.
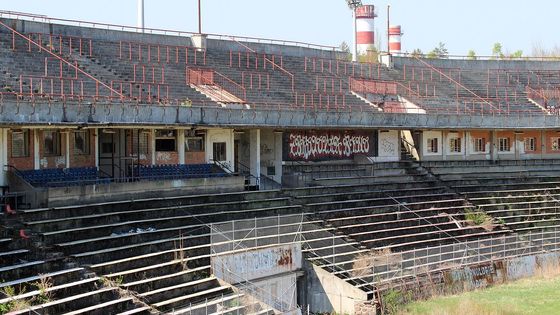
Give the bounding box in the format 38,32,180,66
410,48,424,58
427,42,448,59
339,41,352,61
358,46,379,63
492,42,504,59
467,50,477,60
509,50,523,59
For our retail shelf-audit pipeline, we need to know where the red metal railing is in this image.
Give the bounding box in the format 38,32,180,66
110,80,170,102
241,72,270,90
0,21,124,99
119,40,206,65
294,92,346,110
0,10,338,52
186,68,246,102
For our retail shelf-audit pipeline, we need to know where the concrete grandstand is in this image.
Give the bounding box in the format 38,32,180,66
1,8,560,315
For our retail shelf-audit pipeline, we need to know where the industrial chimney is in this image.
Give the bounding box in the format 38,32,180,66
388,25,403,54
355,5,377,56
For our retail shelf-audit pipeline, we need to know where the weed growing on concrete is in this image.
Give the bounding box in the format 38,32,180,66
33,275,53,304
0,285,31,313
465,208,495,231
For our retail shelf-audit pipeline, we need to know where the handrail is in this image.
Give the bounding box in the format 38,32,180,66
230,36,295,92
213,70,246,95
0,10,338,52
393,51,560,62
410,55,500,113
0,20,125,99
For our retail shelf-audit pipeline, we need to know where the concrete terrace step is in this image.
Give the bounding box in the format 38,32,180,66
153,285,232,310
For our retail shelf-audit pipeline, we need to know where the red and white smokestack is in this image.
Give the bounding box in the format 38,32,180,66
389,25,402,54
355,5,377,56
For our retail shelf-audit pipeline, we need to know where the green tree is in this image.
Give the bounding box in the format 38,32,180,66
411,48,424,58
339,41,352,61
427,42,448,59
492,42,504,59
510,50,523,59
358,45,379,63
467,49,477,60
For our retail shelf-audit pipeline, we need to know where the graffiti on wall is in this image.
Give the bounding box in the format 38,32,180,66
283,131,375,161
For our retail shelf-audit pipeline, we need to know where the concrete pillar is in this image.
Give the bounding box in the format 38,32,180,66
94,129,99,169
33,130,40,169
442,131,448,161
274,131,283,184
178,129,185,164
65,131,71,168
192,34,207,50
490,130,498,161
249,129,261,186
150,129,156,165
0,129,7,186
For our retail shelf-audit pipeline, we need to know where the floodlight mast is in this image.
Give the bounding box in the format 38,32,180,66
346,0,362,62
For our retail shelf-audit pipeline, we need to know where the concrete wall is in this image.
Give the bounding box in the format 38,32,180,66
394,56,560,71
45,175,244,207
304,261,368,314
4,102,558,130
260,129,282,183
444,251,560,291
1,17,339,59
375,130,400,162
206,128,234,170
420,130,560,161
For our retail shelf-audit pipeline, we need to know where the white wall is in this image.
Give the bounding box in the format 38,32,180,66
206,129,234,170
376,130,400,162
260,130,282,183
0,129,7,186
422,130,443,159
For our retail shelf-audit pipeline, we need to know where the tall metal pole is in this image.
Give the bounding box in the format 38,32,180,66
137,0,145,32
198,0,202,34
387,4,390,55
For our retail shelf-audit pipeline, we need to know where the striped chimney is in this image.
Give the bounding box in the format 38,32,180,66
389,25,403,54
355,5,377,56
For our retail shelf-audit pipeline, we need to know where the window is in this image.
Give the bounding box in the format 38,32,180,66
449,137,462,153
131,130,149,155
552,137,560,152
473,138,486,153
11,130,29,158
185,137,204,152
74,130,90,155
155,130,176,152
43,130,61,156
524,137,536,152
427,138,438,153
213,142,227,161
498,137,511,152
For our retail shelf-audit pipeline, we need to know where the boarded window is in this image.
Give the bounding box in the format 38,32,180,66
74,130,90,155
11,130,29,158
43,130,61,156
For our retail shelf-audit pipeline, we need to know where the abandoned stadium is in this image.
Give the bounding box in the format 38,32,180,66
2,9,560,315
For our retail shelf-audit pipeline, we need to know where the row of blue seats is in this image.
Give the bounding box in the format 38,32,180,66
138,163,226,180
17,167,107,188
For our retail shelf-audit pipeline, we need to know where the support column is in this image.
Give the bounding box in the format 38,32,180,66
151,129,156,165
65,131,71,168
249,129,261,186
441,131,448,161
178,129,185,164
274,131,283,184
490,130,498,161
34,130,40,169
94,129,99,169
0,129,7,186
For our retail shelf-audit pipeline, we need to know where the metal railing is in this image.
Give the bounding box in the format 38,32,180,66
0,10,339,52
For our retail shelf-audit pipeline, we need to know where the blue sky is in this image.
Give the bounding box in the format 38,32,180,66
1,0,557,56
